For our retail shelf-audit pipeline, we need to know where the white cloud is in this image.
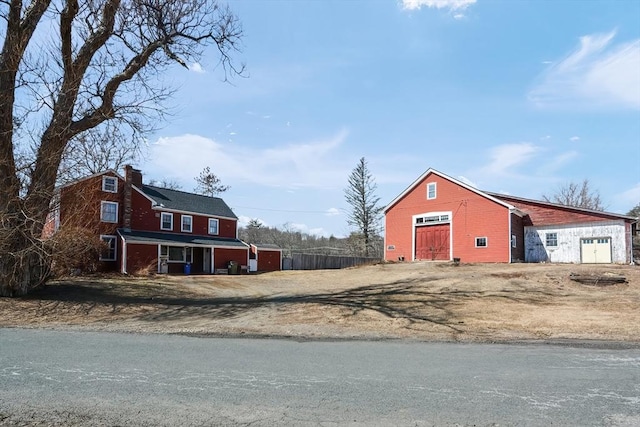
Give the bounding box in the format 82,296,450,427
529,30,640,110
482,142,540,175
282,222,327,237
537,150,579,175
188,62,205,73
146,130,349,191
402,0,476,11
457,175,477,187
569,136,580,142
325,208,341,217
236,216,270,228
616,183,640,207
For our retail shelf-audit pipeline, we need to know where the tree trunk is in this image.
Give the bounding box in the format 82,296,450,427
0,212,51,297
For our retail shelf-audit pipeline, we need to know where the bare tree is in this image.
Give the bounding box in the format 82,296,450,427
0,0,243,296
542,179,605,211
194,166,229,196
147,179,183,190
344,157,383,257
58,124,146,184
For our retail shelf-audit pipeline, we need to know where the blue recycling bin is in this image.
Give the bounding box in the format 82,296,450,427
184,263,191,275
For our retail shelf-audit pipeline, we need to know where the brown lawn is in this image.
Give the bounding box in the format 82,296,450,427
1,262,639,343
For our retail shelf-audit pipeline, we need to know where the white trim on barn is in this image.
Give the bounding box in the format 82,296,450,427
524,220,628,264
411,211,453,261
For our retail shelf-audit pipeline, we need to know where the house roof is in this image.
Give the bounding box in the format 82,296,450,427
487,192,638,223
118,229,248,248
384,168,516,213
251,243,282,251
141,185,237,219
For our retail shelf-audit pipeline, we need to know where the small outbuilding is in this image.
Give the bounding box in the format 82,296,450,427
249,243,283,272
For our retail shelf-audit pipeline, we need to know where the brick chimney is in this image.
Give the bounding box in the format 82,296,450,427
123,165,142,231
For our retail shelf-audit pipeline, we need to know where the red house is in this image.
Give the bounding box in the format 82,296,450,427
384,169,636,264
45,166,249,274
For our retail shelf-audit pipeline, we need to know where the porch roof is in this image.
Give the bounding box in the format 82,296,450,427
118,229,248,248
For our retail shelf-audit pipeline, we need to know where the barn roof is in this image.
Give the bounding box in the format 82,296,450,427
487,192,637,223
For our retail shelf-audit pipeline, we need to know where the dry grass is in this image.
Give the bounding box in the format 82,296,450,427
1,262,639,343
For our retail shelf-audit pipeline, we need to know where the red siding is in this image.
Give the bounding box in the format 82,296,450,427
385,172,511,263
257,250,282,272
59,172,124,235
126,243,158,274
214,248,249,270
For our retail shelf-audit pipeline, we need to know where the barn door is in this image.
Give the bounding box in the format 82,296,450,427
415,224,450,261
581,238,612,263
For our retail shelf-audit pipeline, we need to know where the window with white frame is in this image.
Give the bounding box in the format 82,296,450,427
545,232,558,247
161,212,173,230
100,201,118,223
161,245,186,262
208,218,219,235
426,182,437,200
475,237,488,248
99,235,117,261
511,234,517,248
181,215,193,233
102,176,118,193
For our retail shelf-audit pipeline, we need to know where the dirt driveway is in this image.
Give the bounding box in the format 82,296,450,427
1,262,639,343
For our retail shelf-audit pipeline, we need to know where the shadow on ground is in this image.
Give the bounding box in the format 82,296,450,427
14,277,563,333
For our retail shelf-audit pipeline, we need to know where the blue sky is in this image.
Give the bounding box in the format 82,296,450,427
140,0,640,237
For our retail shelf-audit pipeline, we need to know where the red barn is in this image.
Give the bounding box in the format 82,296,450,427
384,169,636,264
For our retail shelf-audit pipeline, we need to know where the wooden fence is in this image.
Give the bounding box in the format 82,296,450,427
285,253,381,270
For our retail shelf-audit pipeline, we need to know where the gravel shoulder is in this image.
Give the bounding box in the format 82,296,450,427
1,262,639,344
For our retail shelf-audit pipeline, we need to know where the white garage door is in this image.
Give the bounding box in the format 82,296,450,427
581,238,612,264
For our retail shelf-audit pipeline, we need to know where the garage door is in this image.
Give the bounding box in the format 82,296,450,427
415,224,450,261
581,238,612,263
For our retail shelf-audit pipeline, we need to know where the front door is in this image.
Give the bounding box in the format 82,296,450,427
415,224,450,261
203,248,212,273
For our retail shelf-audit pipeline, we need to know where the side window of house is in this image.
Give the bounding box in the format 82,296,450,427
99,235,117,261
475,237,488,247
511,234,517,248
545,232,558,247
100,201,118,223
208,218,219,235
427,182,437,200
161,212,173,230
181,215,192,233
102,176,118,193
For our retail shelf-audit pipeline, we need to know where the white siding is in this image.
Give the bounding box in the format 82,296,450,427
524,220,627,264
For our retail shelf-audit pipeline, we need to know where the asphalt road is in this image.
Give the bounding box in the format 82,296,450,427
1,329,639,426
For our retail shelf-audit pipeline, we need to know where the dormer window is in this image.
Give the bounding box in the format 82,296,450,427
102,176,118,193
